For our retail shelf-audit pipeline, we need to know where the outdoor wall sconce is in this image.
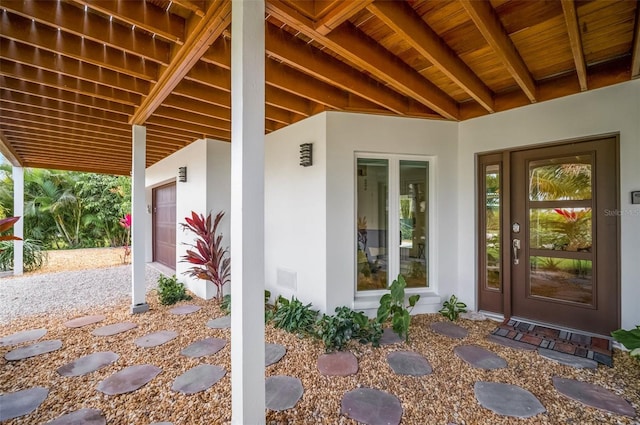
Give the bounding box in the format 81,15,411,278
299,143,312,167
178,166,187,182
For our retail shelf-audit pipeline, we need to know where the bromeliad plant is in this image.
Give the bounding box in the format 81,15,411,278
181,211,230,302
376,275,420,342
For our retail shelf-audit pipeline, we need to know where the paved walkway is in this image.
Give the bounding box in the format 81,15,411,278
1,308,636,424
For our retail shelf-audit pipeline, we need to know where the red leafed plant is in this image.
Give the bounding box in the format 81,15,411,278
181,211,230,301
0,216,21,253
119,213,131,264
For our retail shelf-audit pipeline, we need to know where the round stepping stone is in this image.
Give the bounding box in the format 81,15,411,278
181,337,227,358
379,328,403,345
317,351,358,376
135,330,179,348
97,364,161,395
57,351,119,377
0,387,49,421
206,315,231,329
552,376,636,417
5,340,63,361
45,408,106,425
265,375,303,411
169,305,201,315
64,315,106,328
430,322,468,339
538,348,598,369
91,322,137,337
474,381,545,418
486,334,536,351
171,364,226,394
265,343,286,367
387,351,432,376
0,328,47,346
340,388,403,425
454,345,507,370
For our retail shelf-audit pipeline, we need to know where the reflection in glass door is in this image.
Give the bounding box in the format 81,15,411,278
399,160,428,288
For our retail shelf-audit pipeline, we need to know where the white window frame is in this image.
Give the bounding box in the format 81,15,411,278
354,152,437,299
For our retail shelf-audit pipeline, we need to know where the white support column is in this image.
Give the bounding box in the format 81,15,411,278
230,0,265,423
12,166,24,276
131,125,149,314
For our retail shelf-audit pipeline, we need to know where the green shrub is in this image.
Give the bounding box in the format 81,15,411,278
316,306,382,352
611,325,640,361
0,239,47,272
221,290,272,320
439,294,467,321
271,295,318,335
376,275,420,342
157,274,192,305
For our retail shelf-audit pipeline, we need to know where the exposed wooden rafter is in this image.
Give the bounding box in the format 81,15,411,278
0,129,23,166
459,0,537,103
561,0,588,91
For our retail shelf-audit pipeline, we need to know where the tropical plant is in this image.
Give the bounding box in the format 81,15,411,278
271,295,318,335
119,213,131,263
181,211,230,301
376,274,420,342
316,306,382,352
0,216,21,243
220,290,272,320
611,326,640,361
439,294,467,321
0,239,47,272
157,274,192,305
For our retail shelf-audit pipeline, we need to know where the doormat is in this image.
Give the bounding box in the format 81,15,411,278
491,319,613,367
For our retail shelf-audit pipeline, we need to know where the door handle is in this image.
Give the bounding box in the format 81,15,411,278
513,238,521,265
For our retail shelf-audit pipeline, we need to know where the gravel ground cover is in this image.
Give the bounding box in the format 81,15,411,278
1,249,639,424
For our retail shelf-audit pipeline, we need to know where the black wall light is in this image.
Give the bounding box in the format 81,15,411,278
178,166,187,182
299,143,312,167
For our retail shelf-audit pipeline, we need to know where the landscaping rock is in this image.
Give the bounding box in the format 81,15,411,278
0,387,49,421
454,345,507,370
341,388,403,425
0,328,47,346
5,340,62,361
181,337,227,358
317,351,358,376
97,364,161,395
430,322,468,339
91,322,137,337
460,311,487,321
64,315,106,328
387,351,433,376
265,376,303,411
206,316,231,329
265,343,287,367
538,348,598,369
474,381,545,418
45,408,106,425
57,351,119,377
171,364,226,394
135,330,178,348
552,376,636,417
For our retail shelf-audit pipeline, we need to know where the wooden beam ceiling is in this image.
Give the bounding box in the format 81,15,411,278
0,0,635,175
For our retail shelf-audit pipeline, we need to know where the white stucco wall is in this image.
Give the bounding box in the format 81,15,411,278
264,114,328,310
146,138,231,299
458,79,640,329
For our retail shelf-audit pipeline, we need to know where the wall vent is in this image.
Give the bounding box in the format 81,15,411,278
277,268,297,291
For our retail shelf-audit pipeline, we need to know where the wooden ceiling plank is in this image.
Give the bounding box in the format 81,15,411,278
0,76,134,116
0,129,23,166
1,120,132,144
0,60,140,106
0,12,158,81
267,23,415,115
560,0,588,91
266,1,458,119
164,94,231,121
632,1,640,79
201,37,231,69
2,1,171,65
130,0,231,125
0,111,131,138
173,79,230,108
265,104,293,125
21,159,131,176
69,0,186,44
266,86,311,116
369,0,494,112
0,40,150,96
315,0,373,36
156,104,231,132
0,90,129,122
185,61,231,91
459,0,537,102
12,144,133,161
146,121,228,141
